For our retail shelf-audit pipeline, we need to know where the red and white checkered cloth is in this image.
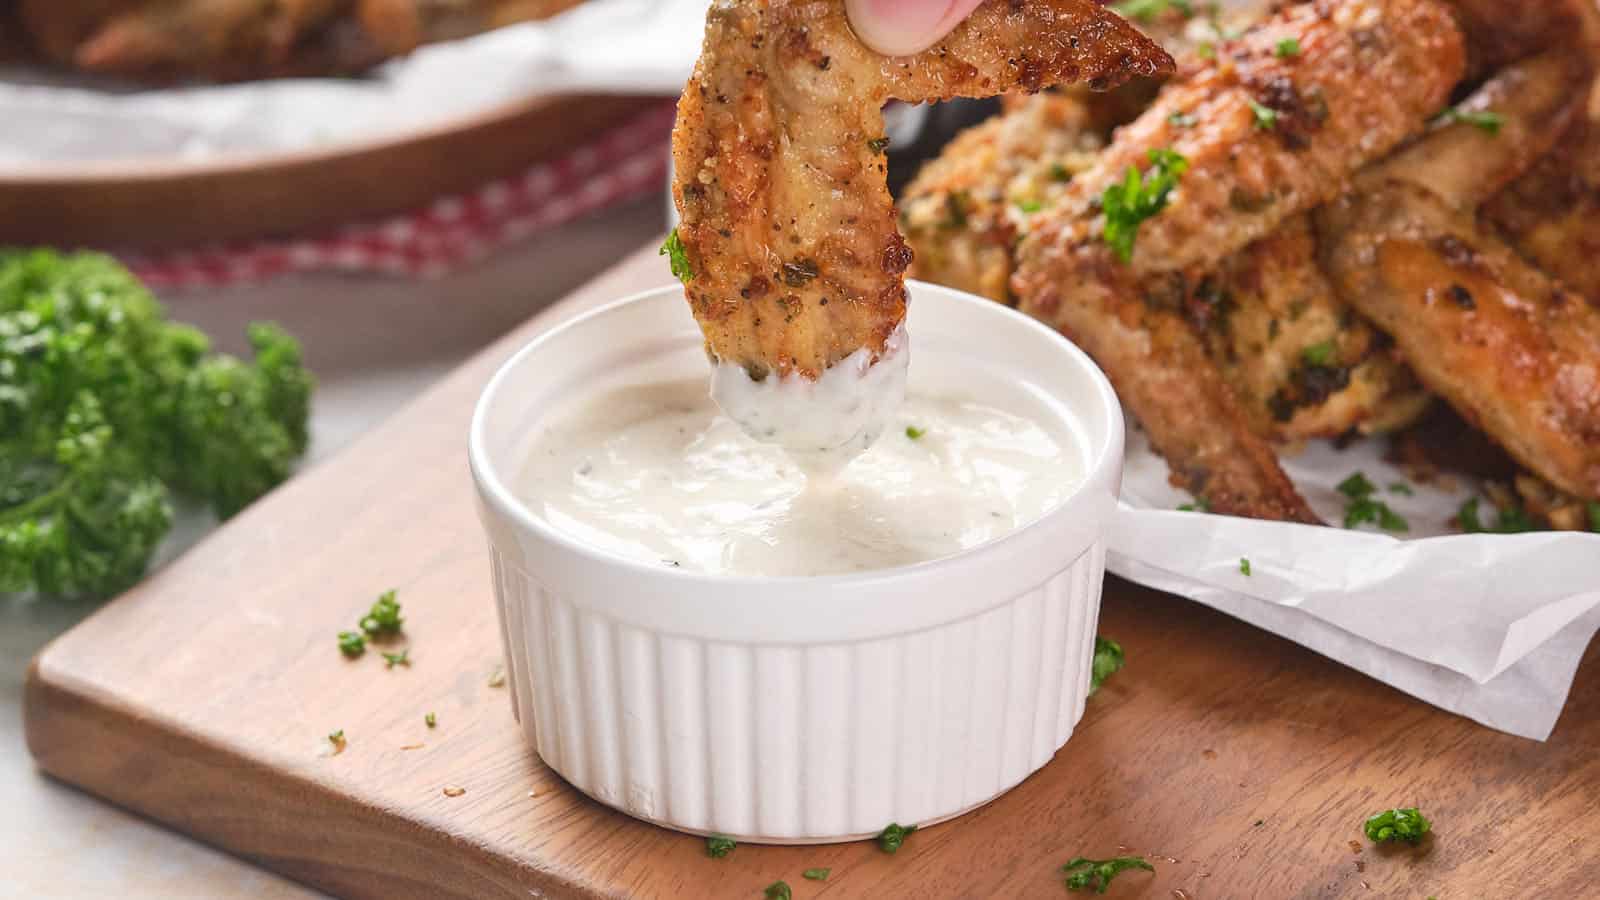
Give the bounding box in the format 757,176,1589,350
121,100,677,290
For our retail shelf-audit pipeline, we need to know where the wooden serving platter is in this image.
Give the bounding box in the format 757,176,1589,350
24,242,1600,899
0,94,658,250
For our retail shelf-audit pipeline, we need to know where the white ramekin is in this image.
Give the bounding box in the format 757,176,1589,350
469,281,1124,843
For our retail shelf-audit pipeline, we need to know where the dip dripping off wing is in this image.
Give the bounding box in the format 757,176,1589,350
670,0,1173,381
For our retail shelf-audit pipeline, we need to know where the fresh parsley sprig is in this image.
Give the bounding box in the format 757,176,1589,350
1062,855,1154,893
1337,472,1408,532
1101,149,1189,263
1364,807,1431,844
877,823,916,854
660,228,694,283
1090,637,1125,695
706,835,736,858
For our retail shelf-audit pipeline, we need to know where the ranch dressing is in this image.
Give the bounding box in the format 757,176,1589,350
519,377,1080,577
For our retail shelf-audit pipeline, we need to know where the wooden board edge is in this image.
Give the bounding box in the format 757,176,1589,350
21,652,609,900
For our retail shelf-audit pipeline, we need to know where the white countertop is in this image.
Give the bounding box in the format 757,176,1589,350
0,197,664,900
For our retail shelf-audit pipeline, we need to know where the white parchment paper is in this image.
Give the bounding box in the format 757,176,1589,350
0,0,710,165
1111,422,1600,740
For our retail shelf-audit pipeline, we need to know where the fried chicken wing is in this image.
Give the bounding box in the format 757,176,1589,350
1012,0,1466,521
72,0,348,77
356,0,582,55
1319,182,1600,500
1317,50,1600,500
1188,216,1431,441
901,92,1106,304
1483,82,1600,302
670,0,1172,385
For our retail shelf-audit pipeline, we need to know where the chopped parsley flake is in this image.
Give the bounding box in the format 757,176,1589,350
1302,340,1337,366
1168,110,1197,127
867,136,891,154
382,648,410,669
360,590,403,637
1111,0,1192,21
802,868,831,881
1016,198,1043,213
1364,807,1431,844
327,730,347,753
706,835,736,858
1275,37,1301,57
1197,41,1217,59
763,881,791,900
1436,107,1504,135
1588,501,1600,533
1458,497,1535,534
1102,148,1189,262
1049,162,1073,182
338,630,366,657
660,228,693,283
877,823,917,854
1178,495,1212,513
1388,482,1414,496
905,426,926,440
1062,856,1155,893
1239,558,1252,576
425,712,437,728
1091,637,1125,695
1338,473,1408,532
1248,98,1279,130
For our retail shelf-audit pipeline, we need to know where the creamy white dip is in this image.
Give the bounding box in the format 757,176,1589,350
519,377,1081,577
709,324,909,473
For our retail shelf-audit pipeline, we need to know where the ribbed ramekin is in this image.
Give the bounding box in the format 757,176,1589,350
469,281,1124,843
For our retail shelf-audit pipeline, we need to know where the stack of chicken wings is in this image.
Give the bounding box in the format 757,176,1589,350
901,0,1600,530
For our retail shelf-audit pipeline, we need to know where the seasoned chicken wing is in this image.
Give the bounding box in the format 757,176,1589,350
356,0,583,55
1013,0,1466,521
1187,216,1431,441
1319,182,1600,500
901,92,1106,304
71,0,347,77
670,0,1172,385
1483,83,1600,303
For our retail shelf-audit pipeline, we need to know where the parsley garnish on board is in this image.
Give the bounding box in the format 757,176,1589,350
1062,856,1154,893
660,228,694,283
1111,0,1192,22
706,835,736,858
1364,807,1431,844
763,881,791,900
361,589,404,636
382,648,410,669
338,631,366,657
0,250,312,599
802,868,830,881
1435,106,1504,135
1090,637,1125,695
1337,472,1408,532
877,823,916,854
1101,149,1189,262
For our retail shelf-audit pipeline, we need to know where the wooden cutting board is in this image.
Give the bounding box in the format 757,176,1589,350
24,242,1600,899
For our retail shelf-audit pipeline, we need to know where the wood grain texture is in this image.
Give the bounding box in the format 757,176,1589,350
24,242,1600,899
0,94,657,250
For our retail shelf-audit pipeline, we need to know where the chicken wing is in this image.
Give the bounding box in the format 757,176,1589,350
1013,0,1466,521
72,0,348,77
1319,182,1600,500
901,92,1106,304
1483,82,1600,302
356,0,583,56
670,0,1172,388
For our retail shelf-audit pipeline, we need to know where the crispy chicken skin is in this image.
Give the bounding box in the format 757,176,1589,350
1484,87,1600,303
1188,216,1431,441
357,0,583,55
1444,0,1596,74
1317,50,1600,500
70,0,347,76
670,0,1172,381
1319,182,1600,500
901,93,1106,304
1013,0,1466,521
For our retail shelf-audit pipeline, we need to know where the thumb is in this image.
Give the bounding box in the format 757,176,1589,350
845,0,988,57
